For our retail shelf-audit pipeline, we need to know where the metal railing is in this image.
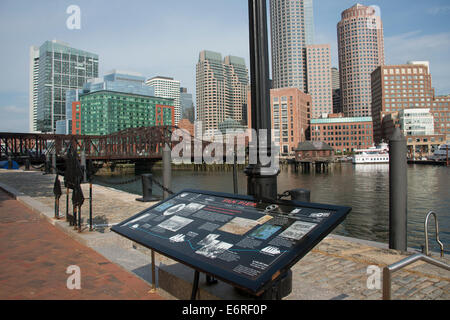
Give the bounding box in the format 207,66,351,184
382,253,450,300
423,211,444,257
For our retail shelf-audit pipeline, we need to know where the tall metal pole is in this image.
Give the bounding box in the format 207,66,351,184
245,0,279,200
389,127,407,252
163,143,172,199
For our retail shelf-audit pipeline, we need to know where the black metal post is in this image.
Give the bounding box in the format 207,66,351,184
191,270,200,300
389,127,407,252
52,150,56,174
245,0,279,200
78,206,82,233
289,189,311,202
163,144,172,200
136,174,159,202
54,198,59,219
66,188,69,222
233,151,238,194
7,156,13,170
25,157,30,171
73,206,77,229
89,183,93,231
81,151,87,183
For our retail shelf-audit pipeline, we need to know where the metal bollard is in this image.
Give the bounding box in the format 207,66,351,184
89,183,93,231
54,198,59,219
44,157,51,174
25,157,30,171
52,151,56,174
78,206,82,233
66,188,69,222
163,144,172,200
136,174,159,202
389,127,408,252
289,189,311,202
81,151,87,183
7,156,13,170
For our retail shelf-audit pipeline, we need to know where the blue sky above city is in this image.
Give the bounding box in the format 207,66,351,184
0,0,449,132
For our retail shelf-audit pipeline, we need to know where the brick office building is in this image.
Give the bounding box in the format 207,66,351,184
247,87,311,156
310,113,374,154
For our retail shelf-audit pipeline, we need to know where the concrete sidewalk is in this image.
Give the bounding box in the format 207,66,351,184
0,189,164,300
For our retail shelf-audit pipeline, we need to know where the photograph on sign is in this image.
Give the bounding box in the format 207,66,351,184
157,215,193,232
250,224,282,240
195,239,233,259
219,217,261,235
279,221,317,240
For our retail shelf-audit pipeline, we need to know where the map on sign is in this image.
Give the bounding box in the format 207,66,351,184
112,189,351,293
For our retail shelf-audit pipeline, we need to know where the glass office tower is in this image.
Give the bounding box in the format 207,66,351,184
36,40,99,132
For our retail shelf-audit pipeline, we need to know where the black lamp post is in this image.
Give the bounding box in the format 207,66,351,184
245,0,279,200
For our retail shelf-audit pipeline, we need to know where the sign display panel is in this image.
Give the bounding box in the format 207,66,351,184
112,189,351,293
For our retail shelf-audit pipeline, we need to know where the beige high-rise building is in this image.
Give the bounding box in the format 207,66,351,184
337,3,385,117
196,50,249,137
270,0,314,91
305,44,332,118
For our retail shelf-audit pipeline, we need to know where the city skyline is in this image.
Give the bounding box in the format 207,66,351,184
1,0,450,132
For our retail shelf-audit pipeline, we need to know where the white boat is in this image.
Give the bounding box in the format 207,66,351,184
352,143,389,164
429,144,449,161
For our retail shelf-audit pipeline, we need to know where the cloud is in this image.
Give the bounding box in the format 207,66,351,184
0,105,26,114
427,6,450,15
385,30,450,94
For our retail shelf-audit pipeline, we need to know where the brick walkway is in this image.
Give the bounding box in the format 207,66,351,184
0,190,163,300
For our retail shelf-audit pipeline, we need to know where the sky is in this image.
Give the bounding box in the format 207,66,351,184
0,0,449,132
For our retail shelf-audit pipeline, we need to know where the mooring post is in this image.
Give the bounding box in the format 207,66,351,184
25,157,30,171
233,151,238,194
66,188,69,222
389,127,408,252
289,189,311,202
89,183,93,231
81,151,87,183
52,150,56,174
136,174,158,202
163,143,172,200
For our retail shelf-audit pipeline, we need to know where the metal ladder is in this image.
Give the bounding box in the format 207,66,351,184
382,211,448,300
422,211,444,258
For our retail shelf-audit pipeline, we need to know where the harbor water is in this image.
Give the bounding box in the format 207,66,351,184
94,163,450,254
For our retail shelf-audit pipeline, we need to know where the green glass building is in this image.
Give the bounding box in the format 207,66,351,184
79,90,174,135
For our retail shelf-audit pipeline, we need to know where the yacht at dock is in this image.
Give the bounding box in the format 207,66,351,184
352,143,389,164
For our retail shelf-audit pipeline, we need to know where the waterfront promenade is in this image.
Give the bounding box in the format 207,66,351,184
0,188,164,300
0,169,448,300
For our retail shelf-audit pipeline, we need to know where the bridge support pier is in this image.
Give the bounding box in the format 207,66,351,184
135,160,155,174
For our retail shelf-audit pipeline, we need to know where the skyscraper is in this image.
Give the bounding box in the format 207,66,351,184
305,44,332,118
196,50,249,136
337,4,385,117
34,40,99,133
270,0,315,91
180,87,194,122
146,76,181,125
331,67,342,114
29,46,40,133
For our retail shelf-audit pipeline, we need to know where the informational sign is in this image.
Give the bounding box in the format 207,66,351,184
111,189,351,294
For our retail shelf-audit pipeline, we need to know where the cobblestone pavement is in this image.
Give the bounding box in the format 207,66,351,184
0,169,449,300
0,189,163,300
